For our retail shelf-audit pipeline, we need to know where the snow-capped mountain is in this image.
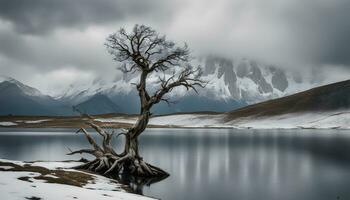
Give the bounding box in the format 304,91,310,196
56,56,325,114
0,76,74,116
200,56,322,104
0,56,332,116
0,76,43,97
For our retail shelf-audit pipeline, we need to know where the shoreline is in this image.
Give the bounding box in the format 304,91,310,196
0,159,154,200
1,112,350,130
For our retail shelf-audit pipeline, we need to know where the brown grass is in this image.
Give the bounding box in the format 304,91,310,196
0,161,93,187
0,113,202,129
224,79,350,121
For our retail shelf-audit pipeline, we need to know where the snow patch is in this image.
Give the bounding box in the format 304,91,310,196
226,110,350,129
0,166,13,170
30,161,83,170
149,114,223,127
0,122,17,126
0,159,154,200
25,119,50,124
94,110,350,130
95,116,138,124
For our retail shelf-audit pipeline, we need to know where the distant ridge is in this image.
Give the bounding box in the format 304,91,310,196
0,77,74,116
74,93,121,115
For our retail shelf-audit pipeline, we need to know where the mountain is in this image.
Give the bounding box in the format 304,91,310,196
200,56,321,104
2,79,349,129
57,56,324,114
0,76,74,116
74,93,121,115
0,79,53,116
0,56,333,116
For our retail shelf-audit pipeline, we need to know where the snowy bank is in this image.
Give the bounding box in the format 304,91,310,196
225,110,350,129
94,113,226,128
94,110,350,129
1,110,350,130
0,159,154,200
149,114,224,127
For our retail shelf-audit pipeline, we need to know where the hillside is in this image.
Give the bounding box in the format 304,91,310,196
224,79,350,121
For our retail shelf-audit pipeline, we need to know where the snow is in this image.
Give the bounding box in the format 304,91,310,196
94,114,223,128
0,75,12,83
0,159,154,200
57,77,135,103
43,174,59,179
149,114,223,127
202,65,232,100
0,159,26,166
15,119,50,124
30,161,84,170
95,110,350,130
0,91,321,129
0,171,152,200
95,116,138,124
0,122,17,126
0,166,13,170
24,119,50,124
226,110,350,129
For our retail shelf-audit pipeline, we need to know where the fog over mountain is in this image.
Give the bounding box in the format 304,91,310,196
0,0,350,97
0,55,345,115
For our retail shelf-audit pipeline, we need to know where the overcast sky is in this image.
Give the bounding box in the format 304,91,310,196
0,0,350,95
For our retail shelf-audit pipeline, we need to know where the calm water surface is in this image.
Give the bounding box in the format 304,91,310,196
1,128,350,200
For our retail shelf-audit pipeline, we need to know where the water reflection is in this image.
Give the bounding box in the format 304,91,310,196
1,128,350,200
109,173,168,195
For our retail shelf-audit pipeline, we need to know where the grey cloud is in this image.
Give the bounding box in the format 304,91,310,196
282,0,350,66
1,0,350,66
0,0,174,35
160,0,350,68
0,0,350,94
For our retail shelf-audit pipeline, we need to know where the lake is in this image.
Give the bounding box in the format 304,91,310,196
1,128,350,200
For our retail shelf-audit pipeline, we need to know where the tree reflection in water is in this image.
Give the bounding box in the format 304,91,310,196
108,172,168,195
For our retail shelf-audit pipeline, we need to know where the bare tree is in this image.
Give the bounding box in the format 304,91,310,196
69,24,206,177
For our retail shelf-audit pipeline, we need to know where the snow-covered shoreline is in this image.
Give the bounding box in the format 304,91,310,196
226,111,350,129
0,159,154,200
95,110,350,130
1,110,350,130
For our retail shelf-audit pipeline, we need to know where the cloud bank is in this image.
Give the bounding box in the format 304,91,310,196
0,0,349,94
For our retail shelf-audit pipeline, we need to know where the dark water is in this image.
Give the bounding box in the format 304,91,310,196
1,128,350,200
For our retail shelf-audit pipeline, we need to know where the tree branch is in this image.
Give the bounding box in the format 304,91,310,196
77,128,103,153
150,66,207,106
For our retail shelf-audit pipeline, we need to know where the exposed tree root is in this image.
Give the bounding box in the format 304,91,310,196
68,122,169,178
